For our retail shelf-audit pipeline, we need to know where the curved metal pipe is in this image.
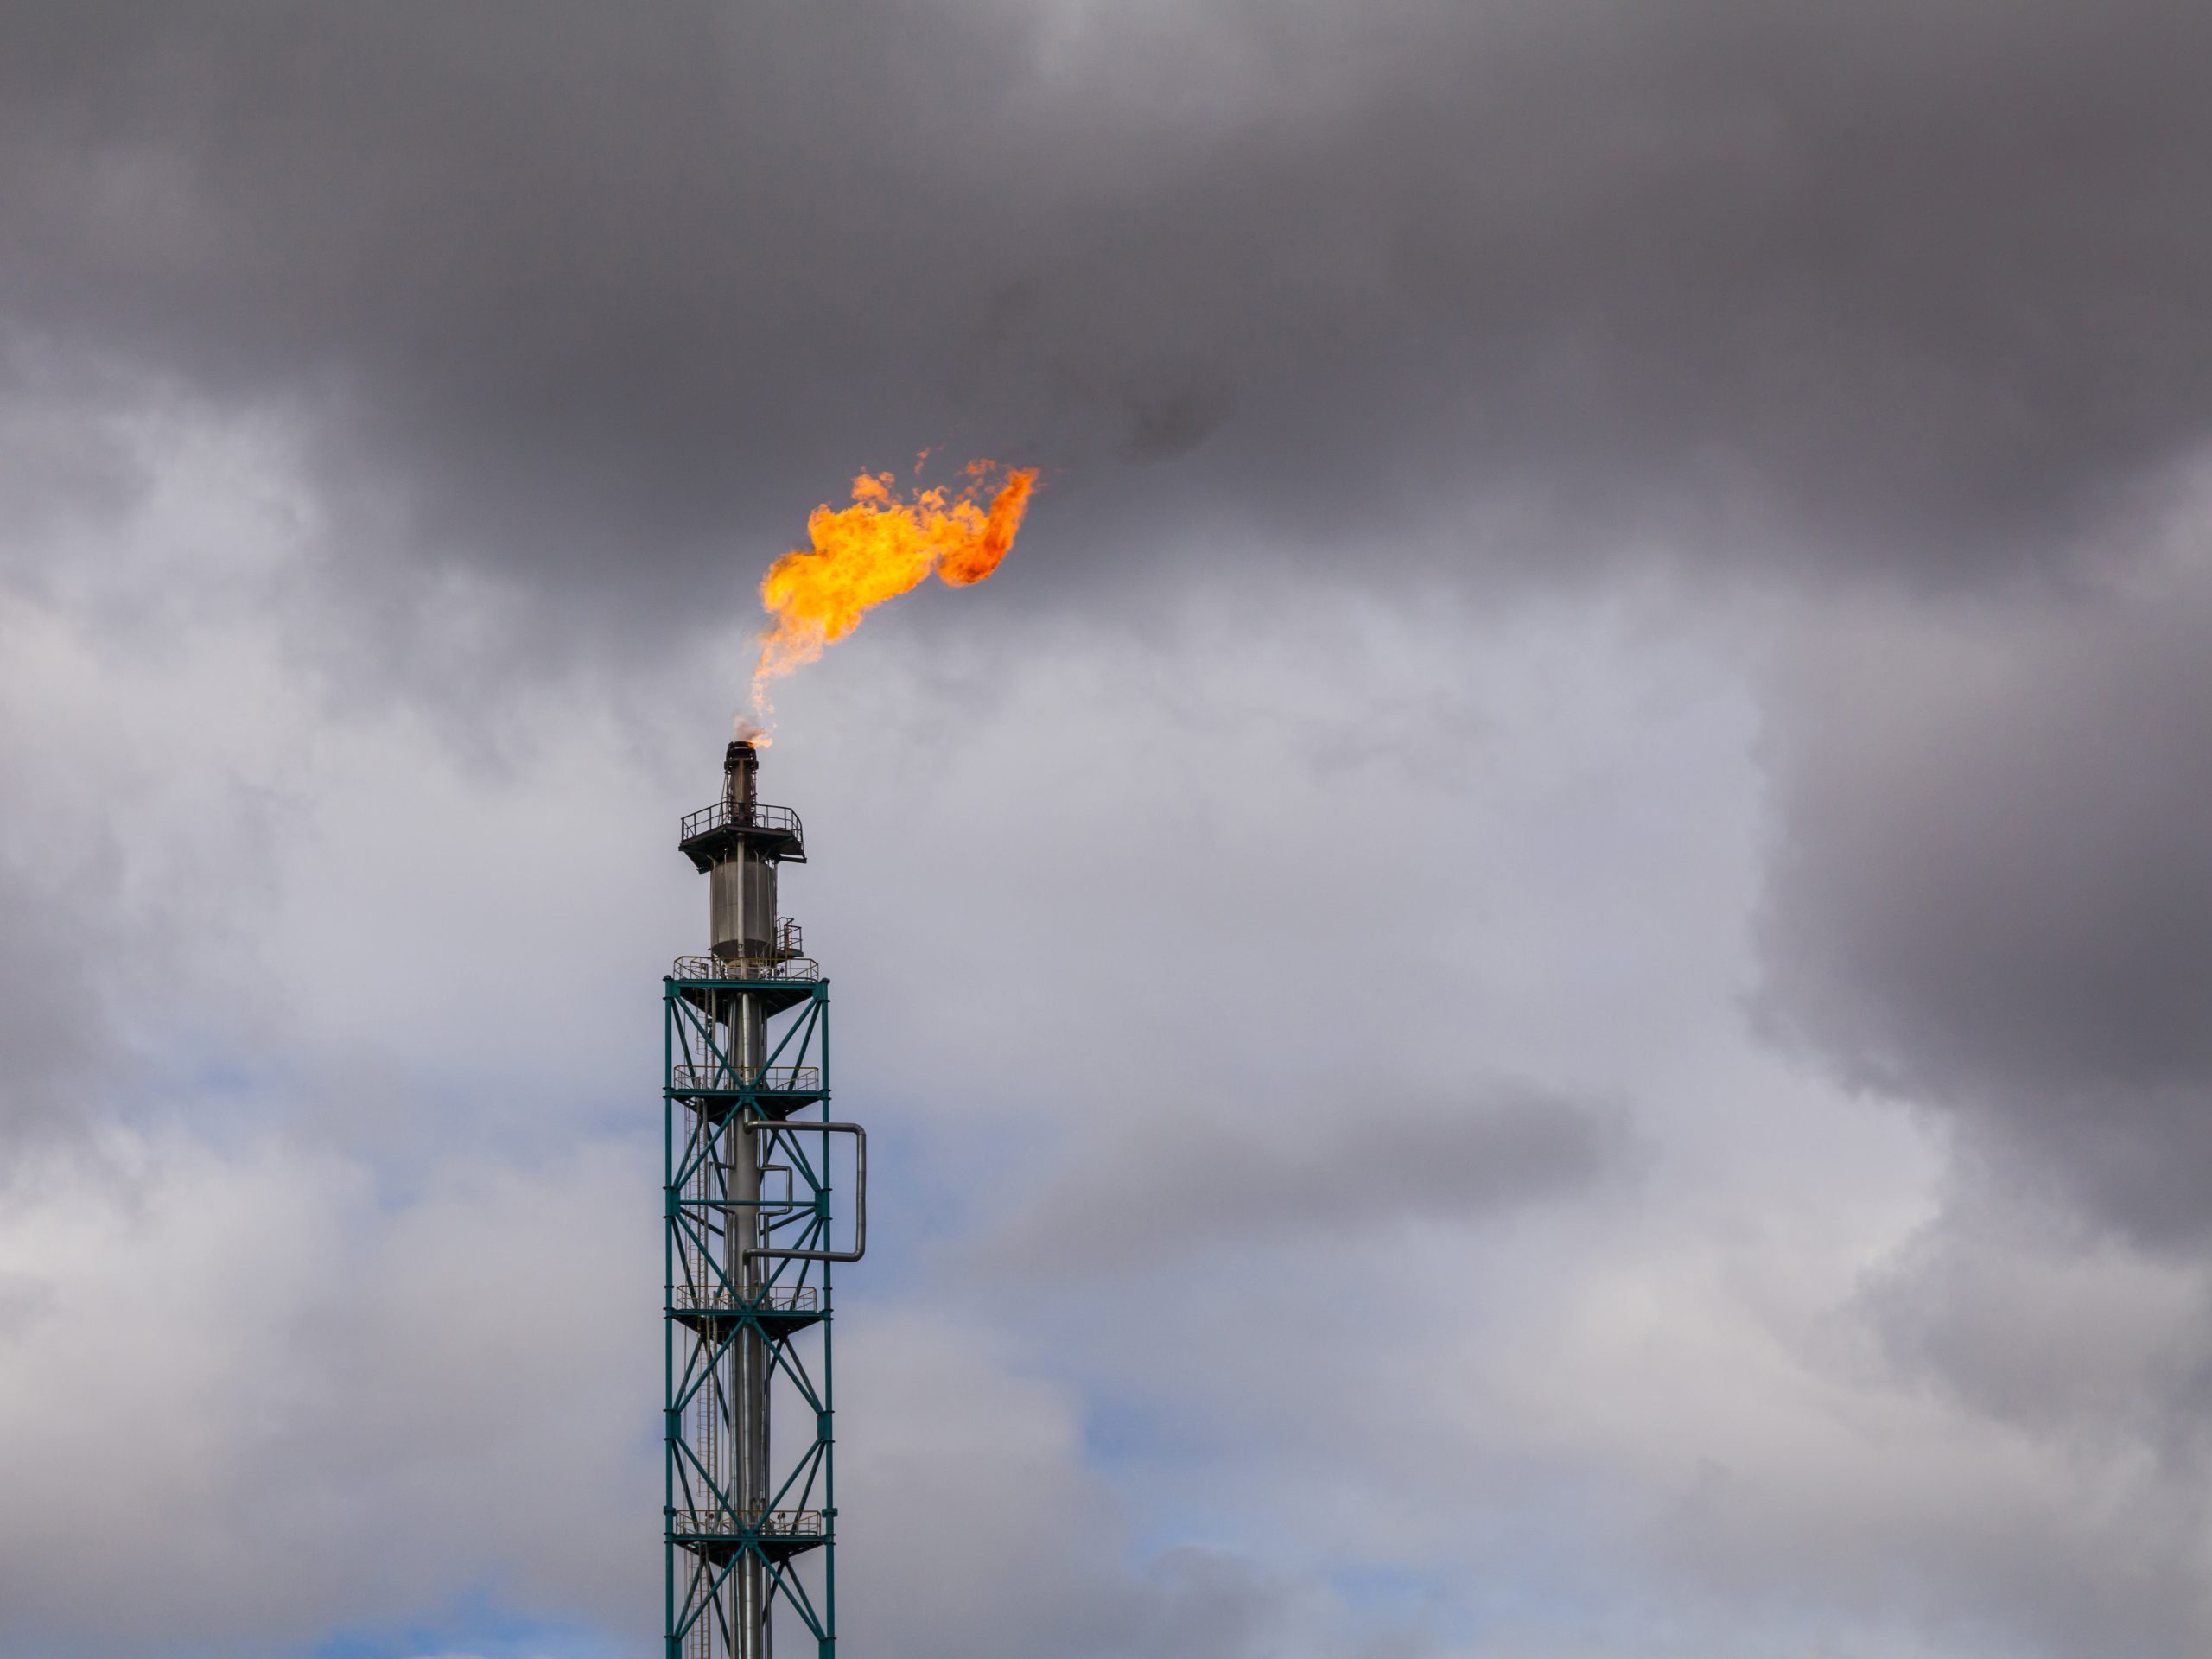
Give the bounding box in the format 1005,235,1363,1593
740,1121,866,1263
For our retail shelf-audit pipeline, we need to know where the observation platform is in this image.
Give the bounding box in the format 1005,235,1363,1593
669,1282,828,1338
669,1507,830,1563
668,953,824,1020
665,1052,828,1120
677,799,806,869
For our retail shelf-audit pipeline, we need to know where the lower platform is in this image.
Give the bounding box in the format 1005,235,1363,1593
670,1508,830,1563
670,1285,828,1338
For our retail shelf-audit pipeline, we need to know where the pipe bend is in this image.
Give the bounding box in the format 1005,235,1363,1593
741,1120,865,1263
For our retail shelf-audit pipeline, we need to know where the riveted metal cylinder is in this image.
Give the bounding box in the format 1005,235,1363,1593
710,858,778,962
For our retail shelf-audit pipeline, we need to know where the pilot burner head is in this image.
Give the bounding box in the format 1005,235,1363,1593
712,740,774,963
723,739,759,811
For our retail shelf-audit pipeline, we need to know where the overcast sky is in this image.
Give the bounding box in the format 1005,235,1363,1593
6,4,2212,1656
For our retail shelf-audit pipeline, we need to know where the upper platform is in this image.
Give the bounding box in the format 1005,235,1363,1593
677,798,807,870
667,953,825,1017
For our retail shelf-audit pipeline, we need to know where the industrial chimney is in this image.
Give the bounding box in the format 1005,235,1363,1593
664,738,860,1659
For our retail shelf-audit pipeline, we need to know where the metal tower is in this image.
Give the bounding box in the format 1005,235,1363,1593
665,738,862,1659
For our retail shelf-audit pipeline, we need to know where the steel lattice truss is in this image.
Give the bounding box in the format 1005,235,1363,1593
664,974,841,1658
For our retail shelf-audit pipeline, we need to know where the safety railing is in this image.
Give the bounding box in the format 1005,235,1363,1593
672,1285,820,1313
669,1509,828,1539
678,800,804,843
671,954,822,984
668,1063,823,1093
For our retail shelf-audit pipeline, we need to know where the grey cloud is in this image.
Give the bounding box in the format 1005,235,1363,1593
1858,1180,2212,1443
0,345,151,581
1808,1186,2212,1659
1729,535,2212,1655
0,861,108,1144
0,710,162,1150
4,0,2212,667
1755,557,2212,1241
0,1270,56,1341
990,1084,1633,1271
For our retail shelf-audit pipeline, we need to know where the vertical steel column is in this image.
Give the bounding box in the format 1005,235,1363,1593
728,989,770,1659
717,741,774,1659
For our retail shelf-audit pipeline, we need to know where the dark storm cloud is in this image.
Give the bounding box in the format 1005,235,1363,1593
1756,566,2212,1243
5,0,2212,645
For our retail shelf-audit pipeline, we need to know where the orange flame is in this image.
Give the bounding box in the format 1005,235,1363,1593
748,460,1038,728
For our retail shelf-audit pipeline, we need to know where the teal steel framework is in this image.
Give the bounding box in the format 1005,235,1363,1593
664,956,854,1655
